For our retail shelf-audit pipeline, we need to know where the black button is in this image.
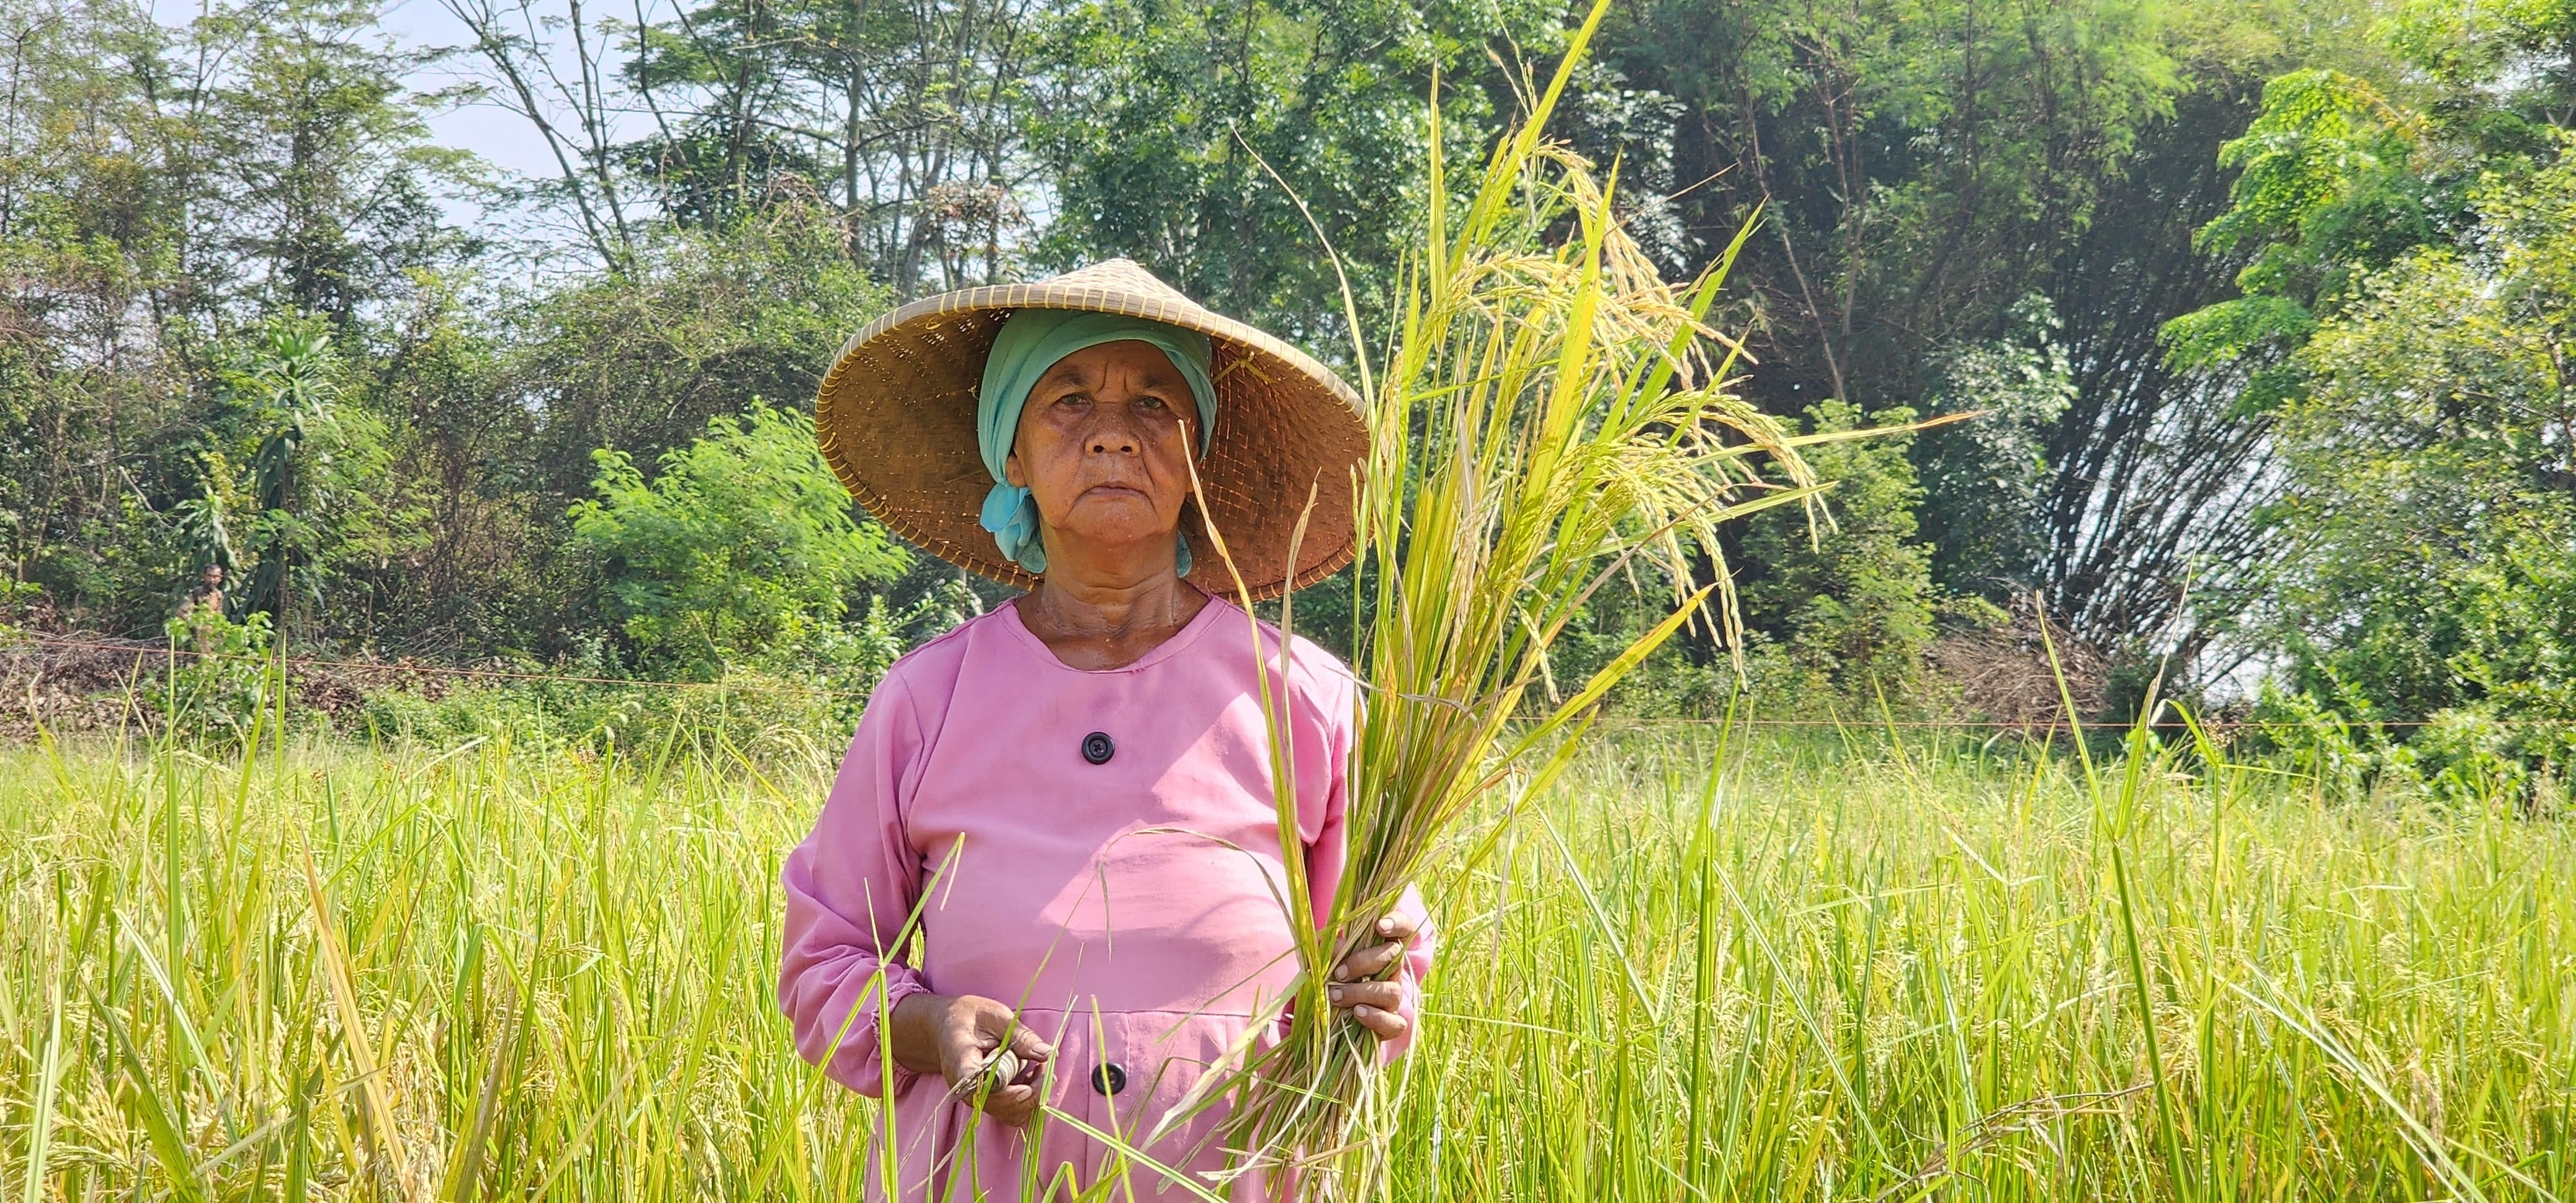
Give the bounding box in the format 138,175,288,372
1090,1062,1127,1095
1081,732,1115,764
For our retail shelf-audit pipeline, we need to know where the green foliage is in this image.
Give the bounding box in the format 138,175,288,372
2154,5,2576,777
204,0,478,317
1027,0,1555,347
2162,67,2441,413
1733,401,1950,701
504,205,892,501
377,208,895,658
2247,149,2576,785
1,0,453,638
2164,6,2576,383
575,0,1034,289
1608,0,2330,662
3,0,2566,737
222,322,369,622
1614,0,2205,399
1915,296,2078,597
2380,0,2576,132
616,0,829,232
155,605,279,741
569,403,909,677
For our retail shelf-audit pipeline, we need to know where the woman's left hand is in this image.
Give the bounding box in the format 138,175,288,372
1327,909,1420,1041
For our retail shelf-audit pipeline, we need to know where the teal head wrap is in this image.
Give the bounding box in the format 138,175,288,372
975,310,1217,575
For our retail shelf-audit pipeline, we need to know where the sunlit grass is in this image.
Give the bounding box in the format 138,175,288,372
1,721,2570,1200
0,726,872,1201
1396,725,2575,1201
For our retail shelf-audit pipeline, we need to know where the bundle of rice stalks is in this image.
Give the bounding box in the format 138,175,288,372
1158,3,1832,1194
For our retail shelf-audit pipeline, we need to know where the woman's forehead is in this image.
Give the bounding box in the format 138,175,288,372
1038,340,1182,387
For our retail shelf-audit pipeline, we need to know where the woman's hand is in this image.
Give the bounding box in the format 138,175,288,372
1327,909,1421,1041
889,992,1052,1126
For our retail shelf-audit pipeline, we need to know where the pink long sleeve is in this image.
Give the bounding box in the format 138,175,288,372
777,674,934,1097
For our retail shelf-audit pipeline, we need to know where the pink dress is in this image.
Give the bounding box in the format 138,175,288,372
779,596,1434,1200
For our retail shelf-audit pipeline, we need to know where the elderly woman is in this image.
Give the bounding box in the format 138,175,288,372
779,261,1434,1200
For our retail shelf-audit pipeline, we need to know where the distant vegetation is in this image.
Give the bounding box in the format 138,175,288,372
3,0,2573,794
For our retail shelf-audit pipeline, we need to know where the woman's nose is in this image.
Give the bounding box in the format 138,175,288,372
1086,414,1142,455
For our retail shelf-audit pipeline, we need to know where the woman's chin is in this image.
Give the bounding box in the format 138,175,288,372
1049,517,1184,564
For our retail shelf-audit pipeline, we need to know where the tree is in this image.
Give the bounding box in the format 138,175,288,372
500,200,889,504
2155,0,2576,712
1,0,467,636
2161,1,2576,431
1731,401,1953,700
348,270,545,653
228,323,346,621
447,0,1039,290
1615,0,2197,411
1915,294,2074,597
1027,0,1558,348
1609,0,2359,674
209,0,474,321
2032,82,2295,668
435,0,643,267
2264,155,2576,733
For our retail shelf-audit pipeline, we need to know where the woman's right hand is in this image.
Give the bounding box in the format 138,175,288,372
889,992,1053,1126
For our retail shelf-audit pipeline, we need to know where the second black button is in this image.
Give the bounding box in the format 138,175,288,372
1090,1062,1127,1095
1081,732,1115,764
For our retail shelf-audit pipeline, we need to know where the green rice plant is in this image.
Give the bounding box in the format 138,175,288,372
3,707,2573,1200
4,720,2571,1200
1376,722,2575,1201
0,717,886,1203
1189,2,1839,1189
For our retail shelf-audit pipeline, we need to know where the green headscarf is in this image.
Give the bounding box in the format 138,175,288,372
975,310,1217,574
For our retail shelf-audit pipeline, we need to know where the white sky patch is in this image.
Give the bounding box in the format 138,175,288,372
148,0,663,249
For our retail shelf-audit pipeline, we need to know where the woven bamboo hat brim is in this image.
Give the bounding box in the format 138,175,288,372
816,259,1367,600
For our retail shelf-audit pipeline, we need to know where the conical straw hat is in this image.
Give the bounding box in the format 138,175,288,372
816,260,1368,600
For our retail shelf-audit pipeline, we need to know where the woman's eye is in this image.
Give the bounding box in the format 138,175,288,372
1139,395,1167,410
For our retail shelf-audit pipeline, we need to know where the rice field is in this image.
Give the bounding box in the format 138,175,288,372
1,719,2570,1200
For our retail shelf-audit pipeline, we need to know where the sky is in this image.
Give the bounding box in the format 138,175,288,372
383,0,547,176
149,0,656,241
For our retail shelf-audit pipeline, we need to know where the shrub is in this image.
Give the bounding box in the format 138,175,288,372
1731,400,1949,702
155,605,280,742
569,404,909,677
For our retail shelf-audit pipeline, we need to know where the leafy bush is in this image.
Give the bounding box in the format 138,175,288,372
155,605,280,742
1915,295,2076,598
2239,155,2576,795
1730,401,1955,703
569,403,911,678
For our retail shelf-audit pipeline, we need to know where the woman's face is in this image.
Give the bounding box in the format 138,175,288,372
1003,340,1202,567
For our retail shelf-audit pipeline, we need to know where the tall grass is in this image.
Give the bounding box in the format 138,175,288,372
0,723,877,1201
1385,723,2574,1200
3,718,2568,1200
